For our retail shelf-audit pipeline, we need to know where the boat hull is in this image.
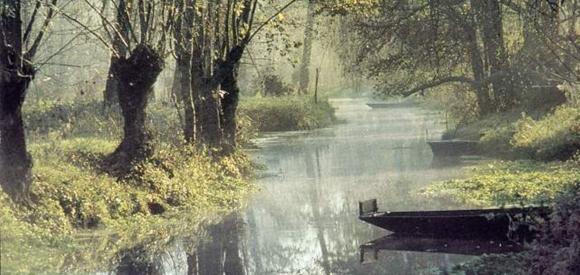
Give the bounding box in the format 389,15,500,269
427,140,479,157
360,212,511,239
359,200,549,240
366,102,415,109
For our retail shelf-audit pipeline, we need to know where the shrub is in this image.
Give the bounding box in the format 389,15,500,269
512,106,580,161
261,74,296,96
239,95,336,132
421,84,480,129
446,183,580,275
24,99,184,145
479,125,520,159
531,183,580,275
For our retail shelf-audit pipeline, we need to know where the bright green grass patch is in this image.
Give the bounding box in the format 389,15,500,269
421,160,580,207
239,95,336,132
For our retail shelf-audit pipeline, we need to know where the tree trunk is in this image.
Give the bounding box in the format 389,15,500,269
190,48,211,145
0,1,34,201
477,0,513,111
465,3,492,116
197,79,223,149
298,1,316,93
104,55,121,108
176,55,195,143
220,66,239,153
102,15,129,109
219,45,245,154
106,44,163,170
0,72,33,201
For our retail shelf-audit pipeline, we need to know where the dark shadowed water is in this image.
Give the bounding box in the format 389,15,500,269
113,98,490,275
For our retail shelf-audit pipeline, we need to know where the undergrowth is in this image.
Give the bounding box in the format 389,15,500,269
446,105,580,161
0,98,255,273
239,95,336,132
432,184,580,275
421,159,580,207
512,106,580,161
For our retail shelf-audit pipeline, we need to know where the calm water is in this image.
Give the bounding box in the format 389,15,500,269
113,98,483,274
238,98,472,275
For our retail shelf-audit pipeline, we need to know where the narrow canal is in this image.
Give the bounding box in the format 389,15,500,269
114,98,480,274
236,98,474,274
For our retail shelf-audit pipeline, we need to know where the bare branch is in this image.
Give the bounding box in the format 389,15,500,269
23,1,42,44
58,8,118,56
25,0,58,61
247,0,299,43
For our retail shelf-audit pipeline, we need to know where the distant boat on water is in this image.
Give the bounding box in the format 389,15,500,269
366,100,416,109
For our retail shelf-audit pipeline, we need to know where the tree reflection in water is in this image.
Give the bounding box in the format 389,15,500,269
113,100,482,275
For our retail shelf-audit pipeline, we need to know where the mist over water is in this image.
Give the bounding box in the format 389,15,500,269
239,98,471,274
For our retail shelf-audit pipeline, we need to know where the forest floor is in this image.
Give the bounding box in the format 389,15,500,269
0,96,336,273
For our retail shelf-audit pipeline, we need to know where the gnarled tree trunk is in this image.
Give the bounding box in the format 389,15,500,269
0,1,34,201
104,54,121,108
106,44,163,170
0,68,34,201
197,79,223,149
220,46,245,154
220,66,240,153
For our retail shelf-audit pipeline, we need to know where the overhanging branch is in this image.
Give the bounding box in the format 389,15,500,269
402,76,474,97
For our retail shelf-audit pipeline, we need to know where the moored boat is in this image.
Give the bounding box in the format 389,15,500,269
427,139,479,157
366,101,416,109
359,199,549,240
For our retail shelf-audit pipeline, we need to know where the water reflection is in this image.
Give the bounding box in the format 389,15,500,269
190,214,246,275
115,98,487,274
360,235,523,262
241,99,474,274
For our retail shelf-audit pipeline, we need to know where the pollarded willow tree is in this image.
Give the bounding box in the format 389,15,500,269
171,0,299,153
75,0,176,170
0,0,58,201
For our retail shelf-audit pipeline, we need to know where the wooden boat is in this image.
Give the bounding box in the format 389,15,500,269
360,234,523,261
427,139,479,157
359,199,549,240
366,101,416,109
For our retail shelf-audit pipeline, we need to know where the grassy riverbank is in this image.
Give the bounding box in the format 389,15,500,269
239,95,336,132
1,99,253,273
422,159,580,207
423,102,580,274
443,105,580,161
1,96,337,273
